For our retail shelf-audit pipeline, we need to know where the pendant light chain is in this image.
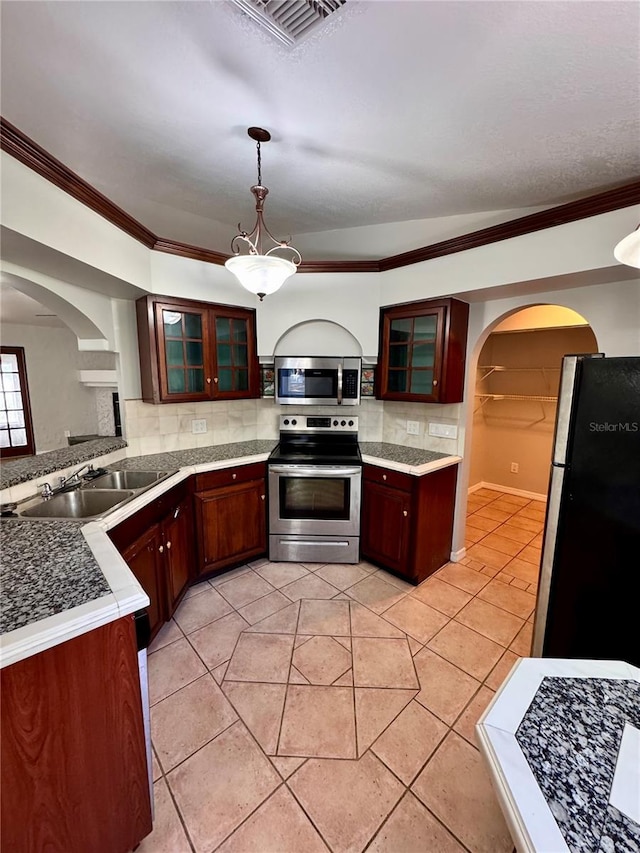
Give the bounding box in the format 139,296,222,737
256,140,262,186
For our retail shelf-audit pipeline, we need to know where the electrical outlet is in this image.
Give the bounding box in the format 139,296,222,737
510,462,519,474
406,420,420,435
191,418,207,434
428,422,458,439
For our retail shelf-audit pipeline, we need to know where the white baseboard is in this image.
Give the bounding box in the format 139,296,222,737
468,480,547,502
450,548,466,562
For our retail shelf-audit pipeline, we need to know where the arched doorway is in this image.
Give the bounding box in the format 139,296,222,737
454,305,598,650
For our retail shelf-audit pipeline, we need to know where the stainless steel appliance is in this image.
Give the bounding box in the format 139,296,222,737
533,354,640,666
268,415,362,563
275,356,361,406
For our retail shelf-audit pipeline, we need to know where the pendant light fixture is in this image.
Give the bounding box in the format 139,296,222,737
225,127,302,300
614,224,640,269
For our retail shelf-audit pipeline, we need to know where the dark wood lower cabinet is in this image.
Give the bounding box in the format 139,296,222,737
0,616,152,853
194,477,267,577
122,524,165,638
109,480,195,640
361,463,458,584
163,494,194,612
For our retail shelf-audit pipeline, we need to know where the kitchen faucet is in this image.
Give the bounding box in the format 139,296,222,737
41,464,95,498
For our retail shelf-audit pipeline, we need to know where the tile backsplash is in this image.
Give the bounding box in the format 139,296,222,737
123,397,463,457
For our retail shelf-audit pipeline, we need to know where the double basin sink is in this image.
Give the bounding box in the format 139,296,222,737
15,470,172,521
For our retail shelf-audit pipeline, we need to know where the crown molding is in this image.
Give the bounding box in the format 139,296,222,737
0,117,156,249
378,181,640,271
152,238,228,265
3,116,640,274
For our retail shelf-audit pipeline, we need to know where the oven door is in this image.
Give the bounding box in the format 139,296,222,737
268,465,362,537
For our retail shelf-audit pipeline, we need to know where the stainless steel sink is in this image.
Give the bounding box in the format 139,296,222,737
19,489,135,519
82,470,169,491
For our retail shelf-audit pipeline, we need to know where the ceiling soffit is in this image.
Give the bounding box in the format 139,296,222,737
2,118,640,275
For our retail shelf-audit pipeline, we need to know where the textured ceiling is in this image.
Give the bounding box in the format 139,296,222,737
1,0,639,258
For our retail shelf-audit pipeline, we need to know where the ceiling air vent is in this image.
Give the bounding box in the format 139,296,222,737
230,0,347,46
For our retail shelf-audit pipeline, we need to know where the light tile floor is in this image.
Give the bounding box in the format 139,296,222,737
140,489,544,853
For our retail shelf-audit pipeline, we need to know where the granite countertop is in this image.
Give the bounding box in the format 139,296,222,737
0,520,111,634
0,437,128,488
360,442,461,474
476,658,640,853
0,438,460,667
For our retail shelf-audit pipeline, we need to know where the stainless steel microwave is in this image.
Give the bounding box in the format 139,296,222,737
274,356,361,406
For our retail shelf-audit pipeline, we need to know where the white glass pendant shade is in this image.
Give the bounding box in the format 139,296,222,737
614,227,640,270
225,254,297,299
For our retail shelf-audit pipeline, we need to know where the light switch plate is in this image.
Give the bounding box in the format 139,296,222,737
191,418,207,434
428,422,458,439
406,420,420,435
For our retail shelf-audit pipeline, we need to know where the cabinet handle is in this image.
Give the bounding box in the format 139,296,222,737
206,377,212,384
383,474,387,480
261,494,265,501
214,377,219,384
433,379,438,386
173,506,180,519
232,473,237,479
158,544,164,553
166,541,172,549
403,510,408,517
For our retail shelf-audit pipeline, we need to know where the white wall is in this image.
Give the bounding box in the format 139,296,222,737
1,154,152,289
1,323,101,453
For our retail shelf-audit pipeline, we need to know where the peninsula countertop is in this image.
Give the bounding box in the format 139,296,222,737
0,439,461,668
476,657,640,853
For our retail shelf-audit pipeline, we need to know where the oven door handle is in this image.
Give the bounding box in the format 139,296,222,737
269,465,361,477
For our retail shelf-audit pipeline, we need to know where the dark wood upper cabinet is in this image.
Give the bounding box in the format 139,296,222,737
376,297,469,403
136,295,260,404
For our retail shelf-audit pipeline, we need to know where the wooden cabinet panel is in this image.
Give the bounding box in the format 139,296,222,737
136,294,259,404
361,463,458,584
195,478,266,576
164,496,194,612
376,297,469,403
361,479,411,573
0,616,151,853
122,524,165,639
110,481,195,633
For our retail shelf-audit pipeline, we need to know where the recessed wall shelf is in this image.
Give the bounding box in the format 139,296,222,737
475,394,558,402
477,365,561,381
77,370,118,387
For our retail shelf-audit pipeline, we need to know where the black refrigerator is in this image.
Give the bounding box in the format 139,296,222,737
532,354,640,666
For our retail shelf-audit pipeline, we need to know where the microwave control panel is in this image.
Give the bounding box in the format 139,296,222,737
343,370,359,399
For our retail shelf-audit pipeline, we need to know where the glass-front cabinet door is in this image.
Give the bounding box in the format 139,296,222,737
376,298,469,404
141,297,259,403
378,304,445,402
160,306,210,397
214,312,250,394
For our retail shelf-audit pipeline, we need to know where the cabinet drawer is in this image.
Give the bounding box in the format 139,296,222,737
194,462,265,493
363,464,413,492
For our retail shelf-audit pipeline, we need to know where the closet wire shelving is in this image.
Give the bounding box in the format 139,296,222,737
474,365,560,422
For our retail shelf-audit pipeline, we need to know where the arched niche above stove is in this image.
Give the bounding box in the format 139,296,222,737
273,320,363,358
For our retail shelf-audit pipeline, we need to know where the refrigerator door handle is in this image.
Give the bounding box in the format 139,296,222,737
553,356,579,465
532,464,566,657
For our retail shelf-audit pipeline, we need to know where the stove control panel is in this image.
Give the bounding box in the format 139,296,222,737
280,415,358,433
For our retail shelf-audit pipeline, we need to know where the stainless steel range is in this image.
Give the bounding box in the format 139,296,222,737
268,415,362,564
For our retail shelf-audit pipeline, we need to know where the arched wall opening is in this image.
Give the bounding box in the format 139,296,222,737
272,319,363,358
0,276,120,454
451,302,598,568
